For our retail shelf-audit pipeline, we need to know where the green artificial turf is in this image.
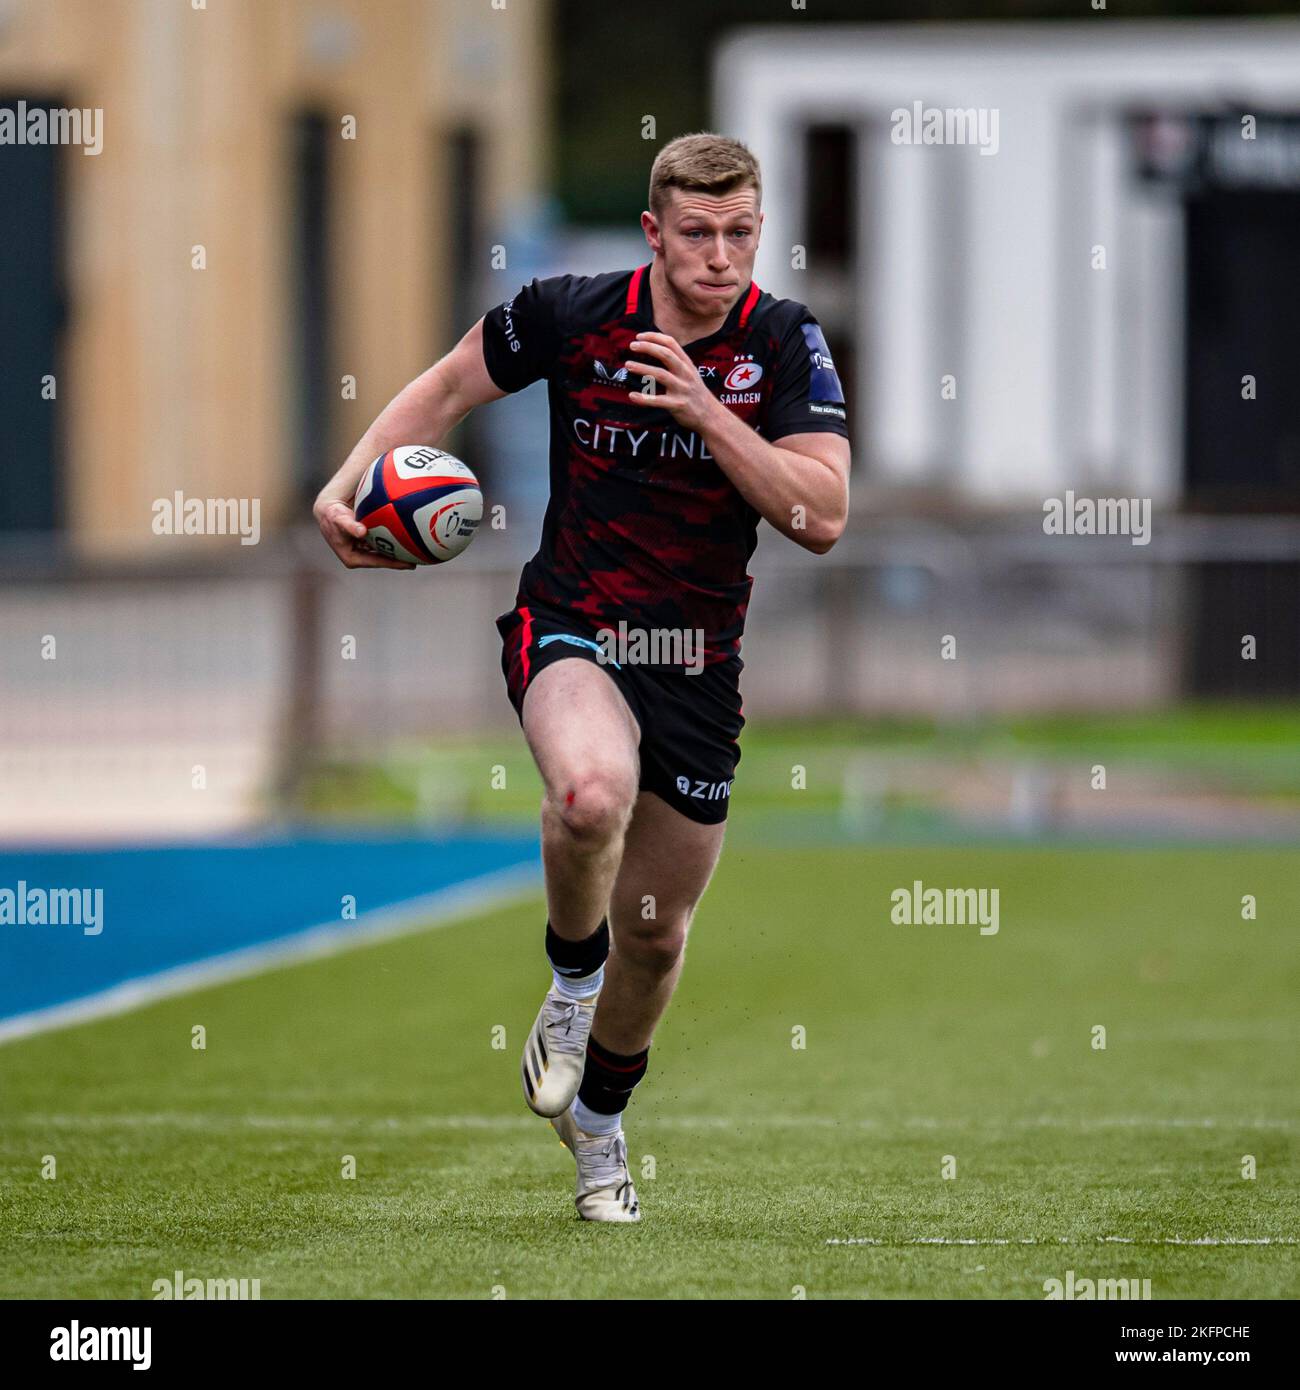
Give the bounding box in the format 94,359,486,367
297,703,1300,826
1,844,1296,1299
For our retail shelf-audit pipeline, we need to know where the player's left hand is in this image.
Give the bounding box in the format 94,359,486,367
625,333,719,434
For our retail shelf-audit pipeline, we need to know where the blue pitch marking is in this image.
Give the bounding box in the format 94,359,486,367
0,829,540,1020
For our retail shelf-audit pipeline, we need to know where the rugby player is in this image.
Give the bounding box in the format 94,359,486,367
314,133,851,1223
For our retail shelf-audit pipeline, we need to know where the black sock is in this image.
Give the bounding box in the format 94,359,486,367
577,1033,649,1115
545,917,610,980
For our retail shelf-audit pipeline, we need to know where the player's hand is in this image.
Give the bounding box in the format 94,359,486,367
313,498,416,570
625,332,719,434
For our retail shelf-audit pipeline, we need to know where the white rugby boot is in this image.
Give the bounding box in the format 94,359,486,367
550,1105,641,1223
520,987,599,1117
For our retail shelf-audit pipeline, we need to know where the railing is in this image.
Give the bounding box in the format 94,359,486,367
2,515,1297,839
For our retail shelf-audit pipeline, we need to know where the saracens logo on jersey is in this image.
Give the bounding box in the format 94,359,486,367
723,359,763,392
719,355,763,406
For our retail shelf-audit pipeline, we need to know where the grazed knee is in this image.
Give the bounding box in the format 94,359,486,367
550,766,635,847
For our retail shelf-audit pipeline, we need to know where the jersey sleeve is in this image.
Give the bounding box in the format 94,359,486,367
764,313,850,441
480,275,574,393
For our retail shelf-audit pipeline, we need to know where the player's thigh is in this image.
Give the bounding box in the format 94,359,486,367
609,789,726,939
521,657,641,805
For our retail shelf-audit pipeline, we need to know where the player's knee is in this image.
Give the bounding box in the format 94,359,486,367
552,767,634,845
620,919,689,976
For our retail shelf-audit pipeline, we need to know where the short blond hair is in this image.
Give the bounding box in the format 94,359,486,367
649,133,762,219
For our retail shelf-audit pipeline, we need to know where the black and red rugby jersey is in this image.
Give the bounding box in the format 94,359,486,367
481,264,849,665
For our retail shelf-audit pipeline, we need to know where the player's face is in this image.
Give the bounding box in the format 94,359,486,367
647,187,762,318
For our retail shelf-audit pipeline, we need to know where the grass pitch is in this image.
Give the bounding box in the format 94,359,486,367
302,704,1300,825
1,840,1297,1299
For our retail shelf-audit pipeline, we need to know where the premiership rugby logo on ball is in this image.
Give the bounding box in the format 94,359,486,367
352,446,483,565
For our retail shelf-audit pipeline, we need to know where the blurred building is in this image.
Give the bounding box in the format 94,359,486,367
4,9,1300,843
0,0,551,552
716,20,1300,513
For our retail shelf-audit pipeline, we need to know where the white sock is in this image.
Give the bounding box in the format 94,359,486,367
572,1097,621,1136
552,963,604,1000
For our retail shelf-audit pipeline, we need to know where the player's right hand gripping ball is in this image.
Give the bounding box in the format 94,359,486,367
353,446,483,565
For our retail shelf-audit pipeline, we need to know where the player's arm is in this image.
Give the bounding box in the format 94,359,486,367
694,412,848,554
313,318,506,569
626,331,850,554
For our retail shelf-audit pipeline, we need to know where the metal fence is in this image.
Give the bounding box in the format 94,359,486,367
2,516,1297,841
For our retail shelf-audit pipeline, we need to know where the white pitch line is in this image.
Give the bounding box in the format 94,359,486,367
6,1111,1293,1134
10,1112,544,1132
0,860,542,1048
1099,1237,1298,1247
827,1237,1300,1247
656,1115,1299,1132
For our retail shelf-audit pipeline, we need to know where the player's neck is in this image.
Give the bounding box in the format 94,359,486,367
648,257,732,345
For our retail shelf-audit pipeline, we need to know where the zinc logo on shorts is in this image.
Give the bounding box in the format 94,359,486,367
676,775,733,802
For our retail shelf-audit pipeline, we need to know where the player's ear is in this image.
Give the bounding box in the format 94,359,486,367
641,209,661,251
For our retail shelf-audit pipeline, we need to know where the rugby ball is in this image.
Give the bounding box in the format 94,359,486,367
352,446,482,565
